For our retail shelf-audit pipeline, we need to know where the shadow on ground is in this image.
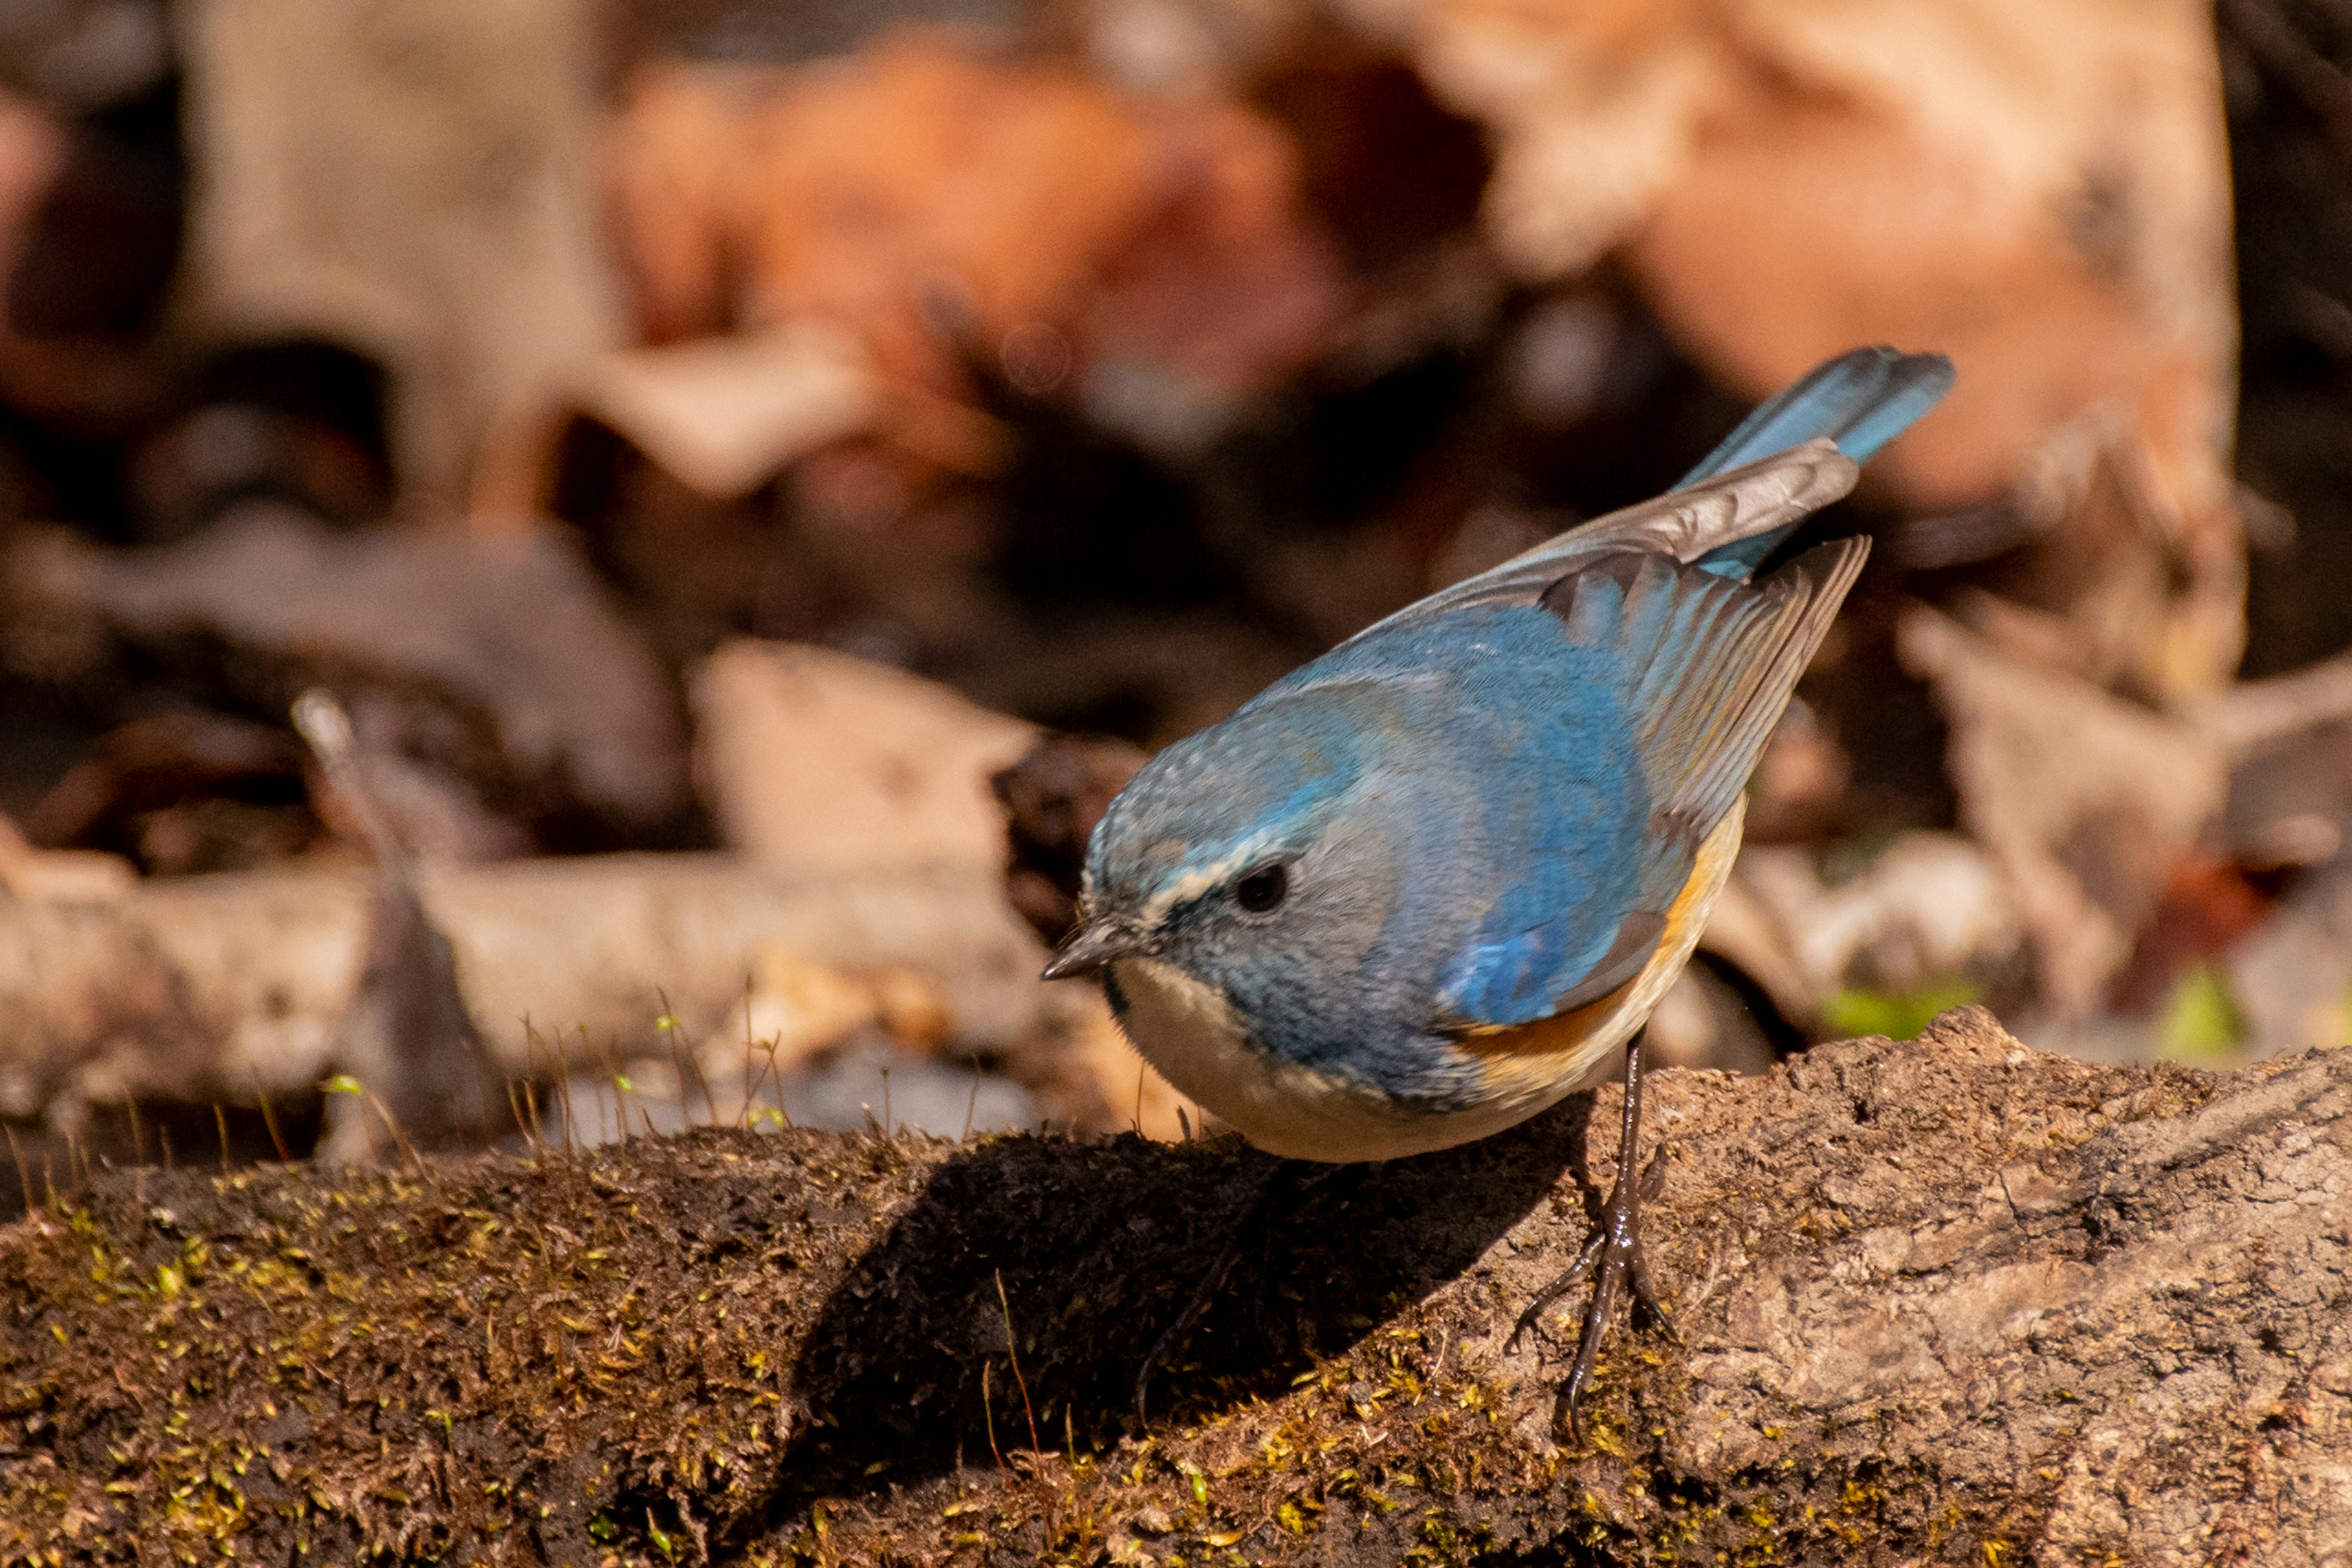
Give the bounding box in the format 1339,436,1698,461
769,1088,1591,1532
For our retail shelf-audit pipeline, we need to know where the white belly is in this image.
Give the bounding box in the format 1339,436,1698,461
1105,802,1744,1164
1109,954,1569,1163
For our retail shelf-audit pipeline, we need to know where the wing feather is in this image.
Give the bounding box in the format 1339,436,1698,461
1365,407,1885,1035
1348,441,1856,644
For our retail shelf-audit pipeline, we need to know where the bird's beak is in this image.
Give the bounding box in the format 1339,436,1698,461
1041,917,1149,981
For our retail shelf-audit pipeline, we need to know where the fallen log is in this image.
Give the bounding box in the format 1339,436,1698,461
1,1008,2345,1566
0,854,1062,1121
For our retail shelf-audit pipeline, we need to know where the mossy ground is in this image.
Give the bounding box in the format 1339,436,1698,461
0,1018,2268,1566
0,1114,1604,1566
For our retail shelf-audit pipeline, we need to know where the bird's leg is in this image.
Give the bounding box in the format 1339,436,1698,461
1135,1155,1306,1427
1507,1028,1672,1444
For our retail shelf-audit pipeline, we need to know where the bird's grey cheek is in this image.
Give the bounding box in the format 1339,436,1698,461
1300,814,1406,970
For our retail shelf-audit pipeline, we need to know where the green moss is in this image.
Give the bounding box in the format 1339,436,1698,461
1,1031,2195,1565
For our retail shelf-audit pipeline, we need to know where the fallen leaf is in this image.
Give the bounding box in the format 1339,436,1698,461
603,36,1345,459
690,638,1036,875
1898,603,2225,1017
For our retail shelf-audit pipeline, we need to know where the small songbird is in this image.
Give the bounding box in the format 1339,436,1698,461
1044,347,1953,1428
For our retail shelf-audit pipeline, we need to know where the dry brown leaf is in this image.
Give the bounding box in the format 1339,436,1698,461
598,59,753,345
475,324,880,517
1725,833,2021,1016
0,812,134,905
175,0,624,505
690,638,1038,875
2,507,693,835
1375,0,2233,496
1898,603,2225,1018
602,36,1344,449
733,948,939,1071
1942,404,2245,704
1627,2,2231,499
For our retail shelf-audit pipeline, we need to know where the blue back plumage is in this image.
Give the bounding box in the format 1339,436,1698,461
1074,345,1954,1112
1681,347,1952,577
1257,608,1656,1035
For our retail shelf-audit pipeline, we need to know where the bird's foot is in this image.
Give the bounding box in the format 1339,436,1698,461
1507,1032,1674,1445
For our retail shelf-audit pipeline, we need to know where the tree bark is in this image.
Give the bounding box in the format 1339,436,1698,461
1,1008,2345,1566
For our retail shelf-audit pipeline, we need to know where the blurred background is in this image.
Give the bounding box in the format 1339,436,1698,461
4,0,2352,1202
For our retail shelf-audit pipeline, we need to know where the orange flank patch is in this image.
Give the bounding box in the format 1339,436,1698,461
1453,975,1642,1061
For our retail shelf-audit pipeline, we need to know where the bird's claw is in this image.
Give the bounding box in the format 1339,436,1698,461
1514,1031,1674,1446
1506,1230,1602,1354
1553,1158,1656,1443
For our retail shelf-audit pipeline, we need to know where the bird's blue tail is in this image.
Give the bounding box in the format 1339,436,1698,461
1682,347,1954,578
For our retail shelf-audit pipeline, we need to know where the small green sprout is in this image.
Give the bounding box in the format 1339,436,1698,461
1822,981,1980,1041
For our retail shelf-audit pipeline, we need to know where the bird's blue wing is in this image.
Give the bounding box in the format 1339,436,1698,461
1378,347,1943,1030
1550,538,1868,837
1428,535,1869,1030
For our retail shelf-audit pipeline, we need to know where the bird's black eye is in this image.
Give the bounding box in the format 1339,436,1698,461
1234,861,1288,914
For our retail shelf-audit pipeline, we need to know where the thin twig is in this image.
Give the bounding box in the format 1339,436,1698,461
741,977,757,1131
545,1022,578,1155
996,1270,1044,1458
753,1038,788,1124
293,689,410,876
253,1076,291,1163
595,1031,629,1145
525,1018,574,1156
507,1081,539,1155
666,1027,705,1131
981,1362,1006,1474
660,987,722,1129
5,1126,34,1216
367,1093,426,1179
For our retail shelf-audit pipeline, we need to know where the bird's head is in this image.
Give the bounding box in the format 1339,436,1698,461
1040,696,1403,1014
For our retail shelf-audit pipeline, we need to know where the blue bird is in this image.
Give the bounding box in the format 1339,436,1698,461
1044,345,1954,1429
